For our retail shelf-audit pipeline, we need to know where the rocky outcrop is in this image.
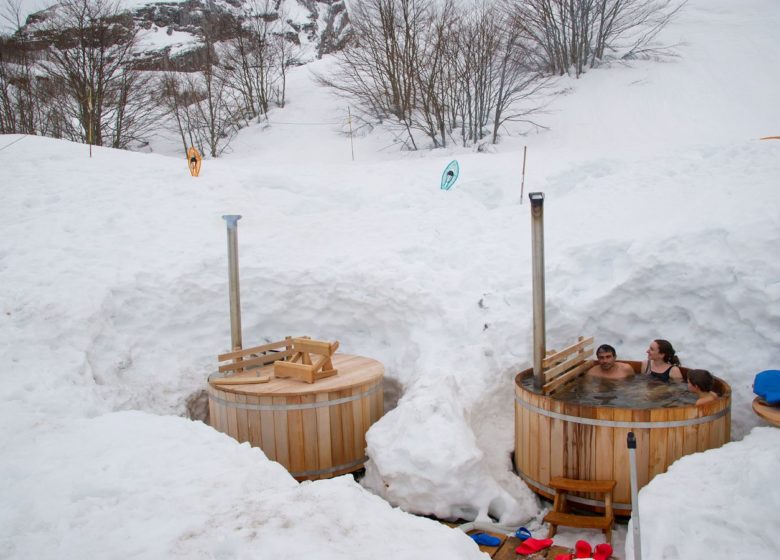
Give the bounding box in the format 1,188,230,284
17,0,351,70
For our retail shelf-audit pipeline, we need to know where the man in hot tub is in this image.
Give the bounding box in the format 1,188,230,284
586,344,635,379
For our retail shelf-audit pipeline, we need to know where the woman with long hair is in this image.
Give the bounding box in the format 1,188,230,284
642,339,683,382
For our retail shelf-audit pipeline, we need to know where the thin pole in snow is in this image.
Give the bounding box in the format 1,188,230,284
88,87,93,159
520,146,527,203
628,432,642,560
348,106,355,161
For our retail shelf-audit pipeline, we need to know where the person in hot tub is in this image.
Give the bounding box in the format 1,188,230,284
587,344,635,379
687,369,718,405
641,339,683,382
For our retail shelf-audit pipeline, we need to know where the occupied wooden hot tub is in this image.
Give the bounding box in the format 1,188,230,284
514,360,731,514
208,353,384,481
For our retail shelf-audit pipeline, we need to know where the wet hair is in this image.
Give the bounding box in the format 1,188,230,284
654,339,680,366
596,344,616,356
687,369,714,392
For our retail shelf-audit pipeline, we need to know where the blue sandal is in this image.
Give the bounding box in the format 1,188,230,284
515,527,533,541
470,533,501,546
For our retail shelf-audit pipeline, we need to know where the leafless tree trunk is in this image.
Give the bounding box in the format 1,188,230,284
319,0,549,149
36,0,155,147
0,1,40,134
510,0,685,77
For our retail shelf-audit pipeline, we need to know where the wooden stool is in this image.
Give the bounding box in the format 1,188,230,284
543,477,616,544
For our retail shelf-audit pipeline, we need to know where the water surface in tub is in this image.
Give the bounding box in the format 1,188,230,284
521,373,700,408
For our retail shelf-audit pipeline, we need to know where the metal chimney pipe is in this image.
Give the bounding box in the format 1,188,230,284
529,192,546,389
222,215,243,351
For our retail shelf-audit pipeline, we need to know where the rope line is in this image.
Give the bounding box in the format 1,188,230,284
0,134,29,152
264,120,344,126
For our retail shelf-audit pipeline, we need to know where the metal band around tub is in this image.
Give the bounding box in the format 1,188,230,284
289,455,368,478
208,382,381,411
516,471,633,510
515,395,729,428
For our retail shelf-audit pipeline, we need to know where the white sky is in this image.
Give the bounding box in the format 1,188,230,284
1,0,780,559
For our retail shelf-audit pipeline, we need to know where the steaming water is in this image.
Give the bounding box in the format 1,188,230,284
521,373,700,409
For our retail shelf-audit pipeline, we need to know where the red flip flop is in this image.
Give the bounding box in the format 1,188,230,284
515,537,554,555
574,540,593,558
594,543,613,560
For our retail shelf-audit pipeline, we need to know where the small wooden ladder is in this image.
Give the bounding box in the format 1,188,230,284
543,476,616,544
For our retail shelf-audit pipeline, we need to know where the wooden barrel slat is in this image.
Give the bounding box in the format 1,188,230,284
315,392,332,473
273,396,290,467
361,383,371,449
236,393,249,444
329,389,344,470
578,405,596,490
213,388,226,434
259,395,276,461
538,397,551,485
564,403,579,479
611,408,632,506
634,411,650,492
595,406,614,485
247,395,261,448
514,364,731,514
301,394,318,477
352,384,364,460
341,388,355,465
528,392,540,480
549,397,564,482
207,354,383,480
226,392,239,440
287,395,305,475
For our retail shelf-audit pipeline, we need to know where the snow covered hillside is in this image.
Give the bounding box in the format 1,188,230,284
1,0,779,558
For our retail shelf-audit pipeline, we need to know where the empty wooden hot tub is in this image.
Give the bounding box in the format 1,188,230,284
208,339,384,481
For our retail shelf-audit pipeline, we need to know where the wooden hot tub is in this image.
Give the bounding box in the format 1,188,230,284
208,353,384,481
514,361,731,514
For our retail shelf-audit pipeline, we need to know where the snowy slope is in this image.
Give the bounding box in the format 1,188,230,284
2,0,780,558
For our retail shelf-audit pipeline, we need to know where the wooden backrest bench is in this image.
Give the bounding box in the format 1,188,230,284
210,337,340,386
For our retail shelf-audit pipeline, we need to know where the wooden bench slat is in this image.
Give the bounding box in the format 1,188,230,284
218,348,295,373
218,338,292,362
545,474,615,544
549,476,616,493
543,361,592,394
291,338,339,355
544,350,592,381
543,512,613,530
210,375,271,386
542,336,594,368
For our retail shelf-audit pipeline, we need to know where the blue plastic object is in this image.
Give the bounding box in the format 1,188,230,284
470,533,501,546
440,160,460,190
754,370,780,405
515,527,532,541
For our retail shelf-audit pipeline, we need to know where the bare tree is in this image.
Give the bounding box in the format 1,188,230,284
271,31,296,108
219,0,296,122
509,0,686,77
221,0,274,121
317,0,425,148
159,70,203,155
317,0,549,149
37,0,155,147
0,0,38,134
489,19,549,143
